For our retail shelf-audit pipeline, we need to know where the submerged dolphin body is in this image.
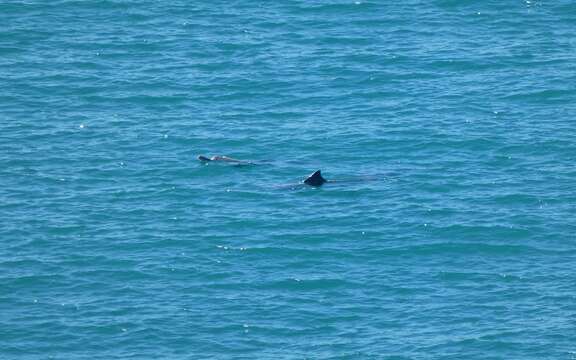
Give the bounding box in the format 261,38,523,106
303,170,327,186
301,169,391,188
197,155,255,166
198,155,387,189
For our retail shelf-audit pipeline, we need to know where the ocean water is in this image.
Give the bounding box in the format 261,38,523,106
2,0,576,358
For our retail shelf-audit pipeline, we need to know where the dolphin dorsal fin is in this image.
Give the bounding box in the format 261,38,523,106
304,170,327,186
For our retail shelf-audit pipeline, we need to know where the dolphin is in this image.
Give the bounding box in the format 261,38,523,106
301,169,391,187
303,170,327,186
198,155,255,165
198,155,389,189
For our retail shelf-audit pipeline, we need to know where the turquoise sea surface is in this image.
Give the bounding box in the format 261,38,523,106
2,1,576,359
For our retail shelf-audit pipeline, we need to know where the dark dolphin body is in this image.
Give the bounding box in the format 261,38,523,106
303,170,327,186
198,155,391,189
301,169,393,188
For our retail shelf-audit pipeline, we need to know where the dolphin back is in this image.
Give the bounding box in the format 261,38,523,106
304,170,327,186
